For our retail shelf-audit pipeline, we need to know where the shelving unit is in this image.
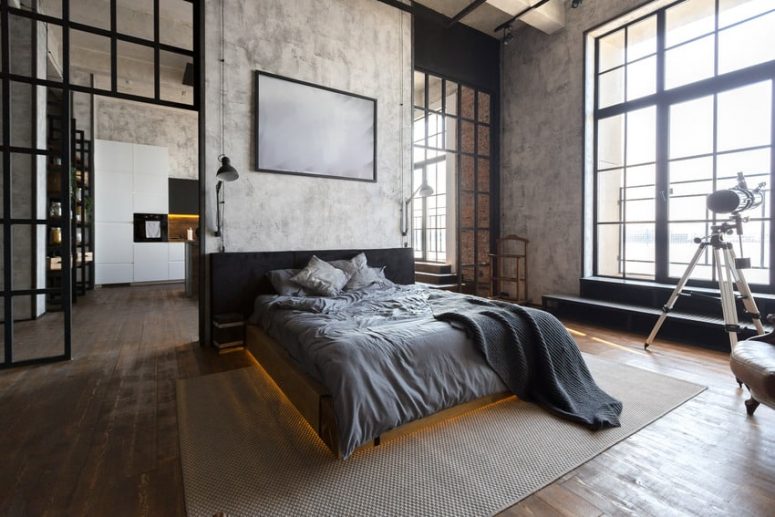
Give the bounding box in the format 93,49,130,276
45,92,94,311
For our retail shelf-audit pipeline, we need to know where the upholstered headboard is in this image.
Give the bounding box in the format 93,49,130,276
210,247,415,317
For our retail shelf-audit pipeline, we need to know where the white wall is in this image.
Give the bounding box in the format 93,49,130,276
204,0,412,253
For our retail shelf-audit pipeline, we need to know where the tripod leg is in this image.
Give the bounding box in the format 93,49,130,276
724,247,765,335
645,243,705,349
715,247,740,352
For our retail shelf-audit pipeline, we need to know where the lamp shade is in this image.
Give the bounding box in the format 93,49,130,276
417,183,434,198
216,155,239,182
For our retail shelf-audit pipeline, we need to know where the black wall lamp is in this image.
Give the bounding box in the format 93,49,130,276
215,155,239,252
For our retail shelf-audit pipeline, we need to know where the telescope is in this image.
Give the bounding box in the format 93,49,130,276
707,172,766,214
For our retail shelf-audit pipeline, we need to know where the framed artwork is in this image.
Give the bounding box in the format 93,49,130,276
255,71,377,182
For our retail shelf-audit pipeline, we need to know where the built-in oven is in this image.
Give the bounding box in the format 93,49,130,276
133,213,168,242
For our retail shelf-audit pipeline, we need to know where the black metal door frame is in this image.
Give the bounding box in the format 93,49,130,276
1,0,203,368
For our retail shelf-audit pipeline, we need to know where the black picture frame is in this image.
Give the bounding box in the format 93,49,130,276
254,70,378,183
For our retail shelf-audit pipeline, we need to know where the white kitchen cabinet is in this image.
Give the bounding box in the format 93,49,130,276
133,243,169,282
96,139,179,285
95,263,133,285
168,242,185,281
95,223,133,264
95,172,132,223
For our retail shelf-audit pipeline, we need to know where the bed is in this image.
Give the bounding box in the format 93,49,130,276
210,248,512,458
210,248,621,459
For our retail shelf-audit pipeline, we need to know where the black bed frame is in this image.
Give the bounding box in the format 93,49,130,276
210,247,416,318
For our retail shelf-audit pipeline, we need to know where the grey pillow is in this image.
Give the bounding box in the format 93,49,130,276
291,256,351,297
267,268,309,296
329,252,368,281
347,266,386,290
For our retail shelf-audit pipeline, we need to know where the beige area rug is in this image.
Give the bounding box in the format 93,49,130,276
177,355,704,517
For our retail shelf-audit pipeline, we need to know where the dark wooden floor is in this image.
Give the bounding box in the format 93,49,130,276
0,285,773,516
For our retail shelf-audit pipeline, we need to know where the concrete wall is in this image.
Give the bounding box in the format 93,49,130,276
204,0,412,253
94,97,198,180
500,0,650,303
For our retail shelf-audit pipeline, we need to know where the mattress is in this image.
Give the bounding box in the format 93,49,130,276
250,285,507,458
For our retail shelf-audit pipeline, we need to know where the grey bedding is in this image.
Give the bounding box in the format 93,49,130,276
250,285,507,458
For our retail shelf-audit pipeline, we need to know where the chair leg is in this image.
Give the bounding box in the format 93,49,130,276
745,397,760,416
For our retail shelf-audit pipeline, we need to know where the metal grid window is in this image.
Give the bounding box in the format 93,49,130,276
412,70,493,296
0,0,200,368
593,0,775,289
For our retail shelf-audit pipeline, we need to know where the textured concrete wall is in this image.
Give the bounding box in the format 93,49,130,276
204,0,412,253
500,0,650,303
95,97,198,179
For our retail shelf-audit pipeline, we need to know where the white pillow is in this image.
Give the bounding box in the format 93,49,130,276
291,256,351,296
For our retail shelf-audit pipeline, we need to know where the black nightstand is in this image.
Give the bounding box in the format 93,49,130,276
212,312,245,353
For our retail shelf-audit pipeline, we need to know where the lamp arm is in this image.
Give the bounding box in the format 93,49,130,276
401,197,410,237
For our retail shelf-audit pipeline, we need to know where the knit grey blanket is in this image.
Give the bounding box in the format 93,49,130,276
435,298,622,430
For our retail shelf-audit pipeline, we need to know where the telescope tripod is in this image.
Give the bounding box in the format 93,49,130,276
645,218,765,351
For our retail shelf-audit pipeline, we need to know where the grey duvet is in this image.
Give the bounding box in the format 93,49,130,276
251,285,507,458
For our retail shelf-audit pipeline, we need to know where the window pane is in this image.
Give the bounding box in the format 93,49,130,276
478,92,491,124
428,75,442,112
738,220,769,284
461,120,475,153
477,125,490,157
627,106,656,165
669,222,714,279
597,114,624,169
717,81,772,153
598,67,624,108
117,0,154,40
669,194,708,221
719,0,775,28
670,95,714,159
597,168,623,223
718,150,770,219
669,156,713,183
70,0,110,30
444,81,458,115
413,109,425,144
414,71,425,108
625,223,655,263
444,116,457,151
599,29,625,72
70,30,112,89
160,51,193,105
625,198,655,222
666,0,716,48
160,0,193,50
597,224,623,276
717,147,770,184
626,56,656,101
461,86,475,120
718,12,775,75
627,164,656,187
627,16,657,62
117,41,154,98
665,35,715,89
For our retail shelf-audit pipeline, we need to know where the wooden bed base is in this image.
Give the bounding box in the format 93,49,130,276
245,325,513,458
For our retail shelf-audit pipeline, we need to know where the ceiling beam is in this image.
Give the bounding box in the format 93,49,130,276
492,0,563,34
375,0,413,13
447,0,489,27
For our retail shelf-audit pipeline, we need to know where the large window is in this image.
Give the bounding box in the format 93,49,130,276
592,0,775,288
413,70,494,296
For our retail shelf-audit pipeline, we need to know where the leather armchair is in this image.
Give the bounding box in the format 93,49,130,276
730,334,775,415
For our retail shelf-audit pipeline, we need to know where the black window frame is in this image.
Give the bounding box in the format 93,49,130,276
0,0,202,369
590,0,775,292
